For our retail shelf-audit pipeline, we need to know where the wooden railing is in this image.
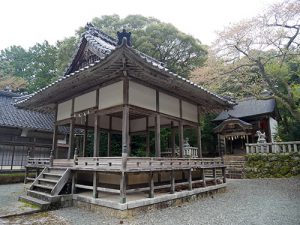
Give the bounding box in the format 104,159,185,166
162,146,198,158
75,157,224,171
27,157,51,167
246,141,300,154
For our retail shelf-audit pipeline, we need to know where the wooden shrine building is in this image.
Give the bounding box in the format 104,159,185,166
0,90,54,171
213,98,279,155
17,24,234,211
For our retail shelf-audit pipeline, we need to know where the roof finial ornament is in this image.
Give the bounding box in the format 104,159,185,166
117,29,132,46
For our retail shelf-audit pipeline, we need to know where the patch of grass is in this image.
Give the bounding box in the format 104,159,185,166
19,200,40,210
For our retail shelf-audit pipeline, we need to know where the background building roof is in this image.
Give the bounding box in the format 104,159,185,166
214,98,276,121
0,90,54,132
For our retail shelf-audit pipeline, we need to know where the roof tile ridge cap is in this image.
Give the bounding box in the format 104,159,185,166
86,24,117,46
86,35,115,53
133,48,165,66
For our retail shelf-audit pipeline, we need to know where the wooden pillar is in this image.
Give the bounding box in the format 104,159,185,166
196,125,202,158
197,106,202,158
222,167,226,183
179,120,184,158
82,115,88,157
171,121,176,157
93,171,98,198
71,171,77,194
149,172,154,198
128,135,131,156
93,114,100,157
155,114,161,157
107,116,112,157
202,168,206,187
170,170,175,194
68,118,75,160
120,172,127,203
213,168,217,185
53,105,58,159
146,117,150,157
122,106,129,155
188,169,192,190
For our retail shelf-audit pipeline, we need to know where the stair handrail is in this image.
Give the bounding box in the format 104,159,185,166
29,167,48,190
50,168,71,195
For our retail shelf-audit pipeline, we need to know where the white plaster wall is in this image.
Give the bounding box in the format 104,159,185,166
269,117,278,142
112,117,122,131
129,81,156,111
57,100,72,121
182,101,198,122
99,115,110,129
159,92,180,118
74,90,96,112
99,81,123,109
86,114,110,129
130,118,146,132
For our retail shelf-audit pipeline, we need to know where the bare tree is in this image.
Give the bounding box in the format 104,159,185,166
213,0,300,119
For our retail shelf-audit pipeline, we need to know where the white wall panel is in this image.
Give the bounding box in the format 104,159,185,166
57,100,72,121
99,81,123,109
74,90,96,112
130,118,146,132
182,101,198,122
112,117,122,131
129,81,156,111
159,92,180,118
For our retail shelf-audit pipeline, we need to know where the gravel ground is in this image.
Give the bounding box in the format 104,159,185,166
0,183,37,217
1,178,299,225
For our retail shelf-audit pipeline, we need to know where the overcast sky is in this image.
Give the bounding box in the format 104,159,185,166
0,0,281,50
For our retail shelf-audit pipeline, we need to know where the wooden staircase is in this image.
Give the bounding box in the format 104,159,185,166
19,167,71,209
223,156,246,179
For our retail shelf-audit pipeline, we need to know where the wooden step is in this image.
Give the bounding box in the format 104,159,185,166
43,172,62,177
19,195,50,210
38,178,58,183
33,183,53,190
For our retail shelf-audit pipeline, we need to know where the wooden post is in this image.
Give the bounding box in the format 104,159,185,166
188,169,192,190
120,172,127,203
82,115,88,157
71,171,77,194
197,106,202,158
196,125,202,158
149,172,154,198
121,104,129,204
107,116,112,157
93,114,100,157
170,170,175,194
171,121,176,157
146,117,150,157
179,120,184,158
68,118,75,160
52,104,58,159
155,114,161,157
213,168,217,185
93,171,98,198
202,168,206,187
222,167,226,183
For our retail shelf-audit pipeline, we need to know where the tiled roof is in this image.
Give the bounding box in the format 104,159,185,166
214,98,276,121
0,91,54,131
16,24,234,108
